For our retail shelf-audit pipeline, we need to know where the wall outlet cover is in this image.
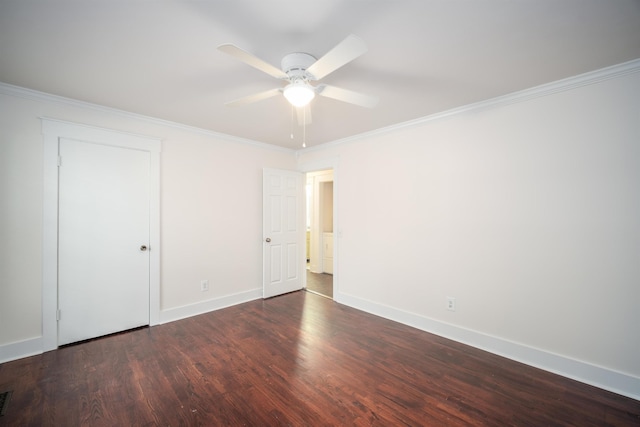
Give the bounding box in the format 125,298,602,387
446,297,456,311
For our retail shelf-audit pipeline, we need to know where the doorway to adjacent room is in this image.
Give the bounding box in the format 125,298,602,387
305,169,334,298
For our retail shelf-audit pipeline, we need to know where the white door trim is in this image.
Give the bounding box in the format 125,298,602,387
41,118,161,352
298,157,340,302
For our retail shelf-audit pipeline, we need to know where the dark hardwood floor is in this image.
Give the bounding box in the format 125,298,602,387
1,291,638,426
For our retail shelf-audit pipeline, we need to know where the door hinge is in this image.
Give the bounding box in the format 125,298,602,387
56,309,61,321
57,155,62,167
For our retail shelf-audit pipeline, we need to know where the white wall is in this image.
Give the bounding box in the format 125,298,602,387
298,65,640,398
2,62,639,399
0,86,296,358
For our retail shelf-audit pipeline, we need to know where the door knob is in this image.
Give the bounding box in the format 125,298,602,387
140,245,148,251
265,238,271,243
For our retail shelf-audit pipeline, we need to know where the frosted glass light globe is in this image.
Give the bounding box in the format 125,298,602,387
283,82,315,107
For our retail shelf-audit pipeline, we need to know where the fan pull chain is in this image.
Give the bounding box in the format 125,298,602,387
290,105,294,139
302,108,306,148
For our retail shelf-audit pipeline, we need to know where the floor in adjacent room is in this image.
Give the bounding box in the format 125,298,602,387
305,267,333,299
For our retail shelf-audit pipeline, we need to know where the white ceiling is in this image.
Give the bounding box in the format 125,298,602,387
1,0,639,149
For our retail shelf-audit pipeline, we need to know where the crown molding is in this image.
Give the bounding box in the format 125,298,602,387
3,57,638,155
300,58,640,154
0,82,294,153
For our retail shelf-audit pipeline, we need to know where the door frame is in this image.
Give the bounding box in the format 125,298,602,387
307,170,333,274
298,157,339,302
41,118,161,352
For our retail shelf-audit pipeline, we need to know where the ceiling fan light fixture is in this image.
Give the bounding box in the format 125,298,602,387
283,82,315,107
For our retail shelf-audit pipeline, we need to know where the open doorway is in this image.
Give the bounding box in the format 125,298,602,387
305,169,333,298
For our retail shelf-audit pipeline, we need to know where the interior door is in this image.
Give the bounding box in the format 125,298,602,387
263,168,305,298
57,138,150,345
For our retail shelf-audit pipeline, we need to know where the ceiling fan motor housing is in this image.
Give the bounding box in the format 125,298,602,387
281,52,317,81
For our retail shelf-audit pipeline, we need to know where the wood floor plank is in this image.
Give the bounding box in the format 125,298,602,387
1,290,639,426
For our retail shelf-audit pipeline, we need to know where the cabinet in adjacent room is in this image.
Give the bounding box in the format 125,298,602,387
323,232,333,274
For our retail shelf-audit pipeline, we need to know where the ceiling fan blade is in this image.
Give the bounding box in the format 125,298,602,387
296,105,312,126
218,44,288,80
317,85,379,108
225,88,282,107
306,34,368,80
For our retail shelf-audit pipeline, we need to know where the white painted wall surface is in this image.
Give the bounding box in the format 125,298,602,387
0,87,296,357
0,94,44,347
1,63,638,399
297,68,640,396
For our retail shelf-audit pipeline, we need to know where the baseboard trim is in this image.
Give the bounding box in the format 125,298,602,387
0,337,43,364
158,288,263,324
1,290,263,364
5,292,637,402
336,291,640,401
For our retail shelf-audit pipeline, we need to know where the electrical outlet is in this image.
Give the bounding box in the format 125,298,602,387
446,297,456,311
200,280,209,292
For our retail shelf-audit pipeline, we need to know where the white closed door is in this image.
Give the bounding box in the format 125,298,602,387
263,168,304,298
58,138,150,346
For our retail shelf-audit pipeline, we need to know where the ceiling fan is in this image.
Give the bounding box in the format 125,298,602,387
217,34,378,125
